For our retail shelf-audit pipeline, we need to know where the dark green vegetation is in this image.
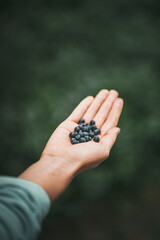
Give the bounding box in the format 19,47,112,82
0,0,160,239
70,119,101,144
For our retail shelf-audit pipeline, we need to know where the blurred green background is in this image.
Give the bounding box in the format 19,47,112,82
0,0,160,239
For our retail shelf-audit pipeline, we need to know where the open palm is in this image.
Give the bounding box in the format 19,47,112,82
41,89,123,174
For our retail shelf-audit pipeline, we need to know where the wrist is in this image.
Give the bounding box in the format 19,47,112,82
19,154,79,201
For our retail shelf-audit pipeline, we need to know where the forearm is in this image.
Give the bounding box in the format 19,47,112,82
19,154,79,202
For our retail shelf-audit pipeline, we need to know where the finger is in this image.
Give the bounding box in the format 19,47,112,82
93,90,119,129
83,89,109,123
101,127,121,156
66,96,94,122
101,98,123,136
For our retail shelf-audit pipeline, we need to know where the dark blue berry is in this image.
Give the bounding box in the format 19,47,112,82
83,132,89,136
75,134,81,140
71,138,76,143
79,130,84,137
93,136,100,142
83,126,89,132
94,129,100,135
74,126,80,132
91,125,97,131
84,135,92,142
79,118,85,124
79,124,84,130
79,137,86,143
90,120,96,125
89,131,95,138
80,127,84,131
88,125,93,131
69,132,76,138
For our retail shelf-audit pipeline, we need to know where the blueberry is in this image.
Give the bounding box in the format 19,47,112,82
83,126,89,132
75,134,81,140
90,120,96,125
83,132,89,136
79,118,85,124
88,125,93,130
69,132,76,138
88,136,92,141
98,128,101,134
85,123,90,127
74,126,80,132
80,125,86,131
84,135,92,142
71,138,76,143
79,130,84,137
79,137,86,143
94,129,101,135
93,136,100,142
91,125,97,131
79,124,84,130
89,131,95,138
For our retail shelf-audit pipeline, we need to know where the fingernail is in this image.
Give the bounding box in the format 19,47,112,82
116,98,124,106
116,127,121,134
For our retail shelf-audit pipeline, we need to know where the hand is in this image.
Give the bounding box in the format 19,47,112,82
19,89,123,201
42,89,123,172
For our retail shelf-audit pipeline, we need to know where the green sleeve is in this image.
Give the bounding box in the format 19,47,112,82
0,176,51,240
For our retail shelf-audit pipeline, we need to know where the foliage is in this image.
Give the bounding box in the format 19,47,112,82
0,0,160,239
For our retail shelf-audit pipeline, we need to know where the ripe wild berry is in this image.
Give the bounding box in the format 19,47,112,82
84,135,91,142
89,131,94,138
79,125,83,130
94,129,100,135
90,120,95,125
79,130,84,137
91,125,97,131
93,136,100,142
71,138,76,143
79,118,85,124
69,132,75,138
79,137,86,143
73,139,79,144
83,126,89,132
74,126,80,132
83,132,89,136
75,134,81,140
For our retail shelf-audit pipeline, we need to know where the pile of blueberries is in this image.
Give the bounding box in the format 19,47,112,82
69,118,101,144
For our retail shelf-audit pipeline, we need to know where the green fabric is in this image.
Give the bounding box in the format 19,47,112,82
0,176,51,240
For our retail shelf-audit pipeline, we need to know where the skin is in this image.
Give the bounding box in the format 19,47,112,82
19,89,124,202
